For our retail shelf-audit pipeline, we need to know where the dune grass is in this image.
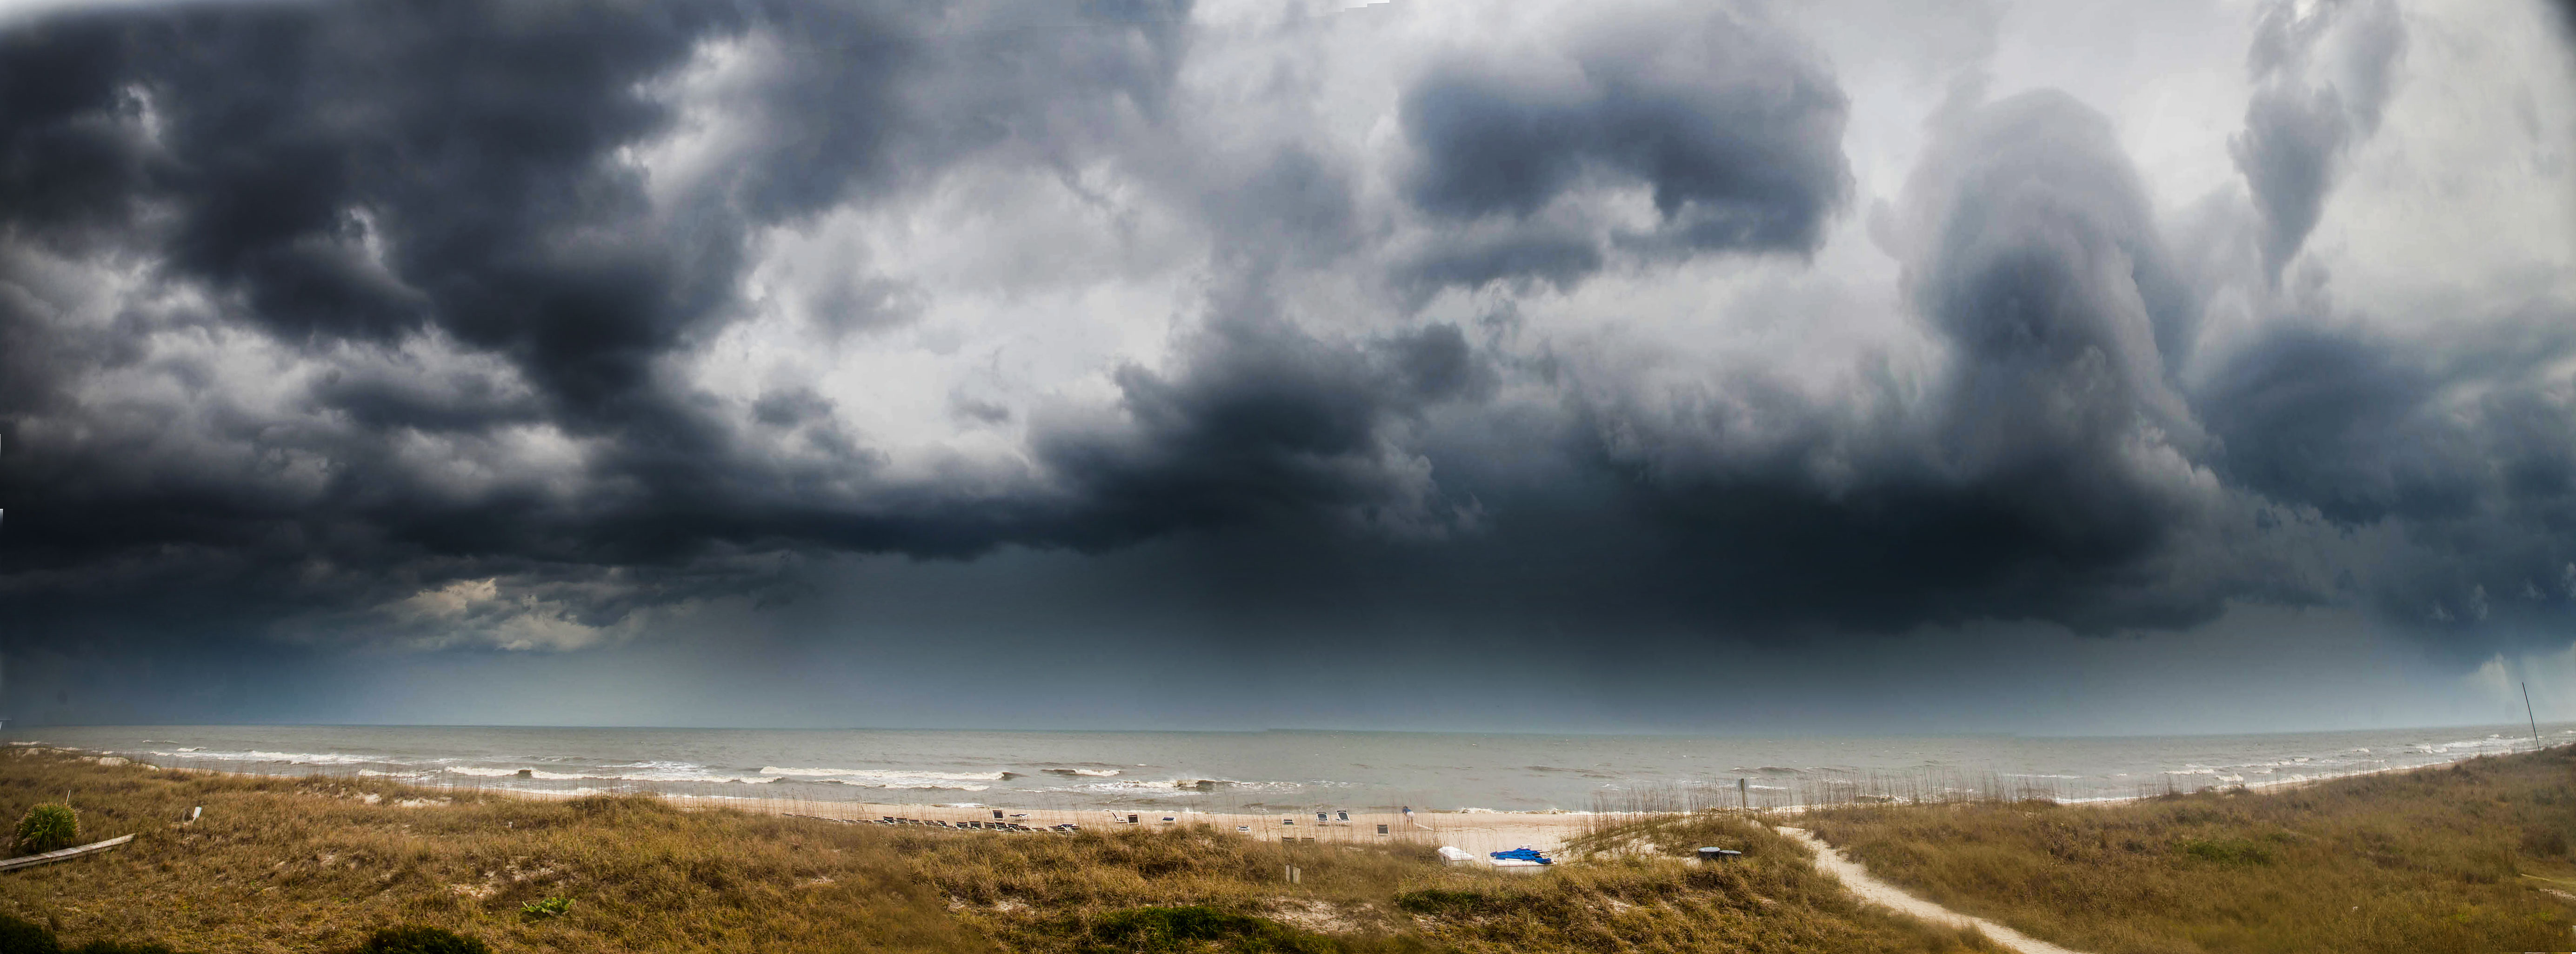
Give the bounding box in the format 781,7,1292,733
0,750,987,954
1799,746,2576,953
916,812,1999,954
0,749,1996,953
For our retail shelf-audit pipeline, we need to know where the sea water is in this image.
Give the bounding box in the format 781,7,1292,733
20,723,2569,813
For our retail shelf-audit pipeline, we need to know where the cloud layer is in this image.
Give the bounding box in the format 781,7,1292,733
0,0,2569,676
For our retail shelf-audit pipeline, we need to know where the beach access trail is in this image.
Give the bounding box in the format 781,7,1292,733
1779,827,2088,954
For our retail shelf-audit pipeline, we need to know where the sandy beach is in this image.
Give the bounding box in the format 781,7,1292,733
749,799,1601,856
87,751,1606,856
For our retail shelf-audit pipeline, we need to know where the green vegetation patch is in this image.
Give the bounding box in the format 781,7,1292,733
355,926,493,954
2174,837,2274,866
1081,906,1328,954
0,912,187,954
1390,889,1498,916
13,804,77,855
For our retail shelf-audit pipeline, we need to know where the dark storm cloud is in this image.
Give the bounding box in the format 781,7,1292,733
0,0,2568,683
0,0,1198,644
2232,0,2405,279
1556,89,2233,634
2203,326,2467,526
1395,4,1850,291
2190,0,2576,652
2202,310,2576,653
1033,312,1490,548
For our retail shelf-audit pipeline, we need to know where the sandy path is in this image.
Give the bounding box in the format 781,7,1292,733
1779,827,2089,954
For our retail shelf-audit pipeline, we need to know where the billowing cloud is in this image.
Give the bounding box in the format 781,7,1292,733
0,0,2568,700
1395,3,1851,291
2232,0,2406,279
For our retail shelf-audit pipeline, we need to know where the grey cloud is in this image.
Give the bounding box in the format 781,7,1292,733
0,0,1200,645
1547,90,2236,635
1395,228,1603,299
1034,312,1490,548
2233,0,2406,279
1396,3,1851,290
1904,91,2205,467
2204,309,2576,654
1205,147,1360,265
2203,325,2470,525
0,0,2565,691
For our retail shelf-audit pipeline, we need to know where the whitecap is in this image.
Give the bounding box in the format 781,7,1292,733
159,749,383,766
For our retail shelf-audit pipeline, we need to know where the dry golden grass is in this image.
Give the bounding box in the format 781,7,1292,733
1801,746,2576,954
918,814,2002,954
1496,810,1999,954
0,749,1998,954
0,750,986,953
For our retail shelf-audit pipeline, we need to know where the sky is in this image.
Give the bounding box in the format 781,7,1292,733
0,0,2571,734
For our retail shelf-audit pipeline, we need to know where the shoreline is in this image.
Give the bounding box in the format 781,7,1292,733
33,747,1607,854
32,740,2554,857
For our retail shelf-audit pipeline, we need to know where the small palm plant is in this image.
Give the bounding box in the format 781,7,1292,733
14,803,78,854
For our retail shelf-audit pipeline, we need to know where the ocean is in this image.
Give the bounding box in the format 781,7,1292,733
20,722,2569,813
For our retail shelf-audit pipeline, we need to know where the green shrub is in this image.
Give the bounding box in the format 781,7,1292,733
14,804,78,854
0,912,183,954
1392,888,1500,915
352,926,490,954
518,897,572,918
0,913,60,954
2176,837,2274,866
1083,906,1326,954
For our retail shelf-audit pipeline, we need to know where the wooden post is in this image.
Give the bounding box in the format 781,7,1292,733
2526,681,2542,750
